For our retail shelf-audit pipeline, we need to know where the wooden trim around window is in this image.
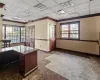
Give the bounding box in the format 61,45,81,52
60,21,80,40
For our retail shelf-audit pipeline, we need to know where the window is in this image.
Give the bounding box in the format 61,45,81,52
61,21,80,39
3,25,25,43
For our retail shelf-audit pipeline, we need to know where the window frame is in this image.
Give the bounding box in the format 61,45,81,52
3,25,25,43
60,21,80,40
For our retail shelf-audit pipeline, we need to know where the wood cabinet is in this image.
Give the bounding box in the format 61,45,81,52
19,50,37,76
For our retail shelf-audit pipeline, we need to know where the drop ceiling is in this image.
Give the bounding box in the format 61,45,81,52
1,0,100,22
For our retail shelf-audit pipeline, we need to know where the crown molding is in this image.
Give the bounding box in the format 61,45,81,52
3,19,27,24
27,16,57,23
0,3,5,8
57,13,100,22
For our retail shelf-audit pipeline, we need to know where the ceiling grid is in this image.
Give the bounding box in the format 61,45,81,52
1,0,100,22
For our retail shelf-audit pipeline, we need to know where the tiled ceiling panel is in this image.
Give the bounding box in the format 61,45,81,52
22,0,39,6
54,0,70,4
79,8,89,16
1,0,19,4
90,5,100,14
75,2,89,11
90,0,100,7
17,1,30,10
1,0,100,22
74,0,89,5
42,0,57,7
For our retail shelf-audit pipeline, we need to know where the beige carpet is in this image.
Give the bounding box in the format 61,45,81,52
45,51,100,80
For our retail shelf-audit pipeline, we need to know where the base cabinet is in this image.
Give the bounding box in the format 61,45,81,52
19,50,37,76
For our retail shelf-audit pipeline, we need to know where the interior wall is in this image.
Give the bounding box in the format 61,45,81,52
26,19,56,51
56,16,100,55
26,19,49,51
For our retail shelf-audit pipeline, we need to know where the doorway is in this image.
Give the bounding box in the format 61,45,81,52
25,26,35,48
49,25,56,51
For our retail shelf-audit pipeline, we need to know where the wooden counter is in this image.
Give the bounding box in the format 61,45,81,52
0,45,38,77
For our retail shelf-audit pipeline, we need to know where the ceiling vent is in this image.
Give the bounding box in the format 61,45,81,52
33,3,47,11
60,0,74,8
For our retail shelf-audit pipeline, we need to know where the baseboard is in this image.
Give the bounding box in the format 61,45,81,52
56,48,100,57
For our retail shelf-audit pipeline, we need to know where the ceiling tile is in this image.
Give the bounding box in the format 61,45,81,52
74,0,89,5
37,0,47,2
42,0,57,7
36,9,53,16
17,1,31,10
65,7,76,14
1,0,19,4
75,2,89,11
2,3,15,15
79,9,89,16
22,0,39,6
28,7,40,13
54,0,70,4
90,5,100,14
90,0,100,7
10,6,25,15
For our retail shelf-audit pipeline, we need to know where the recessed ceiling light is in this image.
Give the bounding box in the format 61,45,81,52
57,9,65,14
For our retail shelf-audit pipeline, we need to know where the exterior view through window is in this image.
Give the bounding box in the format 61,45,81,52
3,25,25,43
61,21,80,39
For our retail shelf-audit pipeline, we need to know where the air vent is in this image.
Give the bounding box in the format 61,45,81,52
60,0,74,8
34,3,47,11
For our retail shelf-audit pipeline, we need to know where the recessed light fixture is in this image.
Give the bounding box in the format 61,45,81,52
57,9,66,14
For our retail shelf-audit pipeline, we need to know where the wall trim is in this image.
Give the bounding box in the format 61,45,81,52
27,16,57,23
56,48,100,57
57,13,100,22
3,19,27,24
56,38,98,42
0,3,5,8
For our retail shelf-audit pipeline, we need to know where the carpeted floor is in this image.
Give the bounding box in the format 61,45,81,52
0,50,100,80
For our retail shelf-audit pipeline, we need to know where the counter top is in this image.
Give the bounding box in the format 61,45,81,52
0,45,37,54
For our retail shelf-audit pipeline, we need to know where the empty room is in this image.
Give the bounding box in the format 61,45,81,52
0,0,100,80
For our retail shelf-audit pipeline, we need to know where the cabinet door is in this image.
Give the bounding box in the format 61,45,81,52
24,51,37,74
